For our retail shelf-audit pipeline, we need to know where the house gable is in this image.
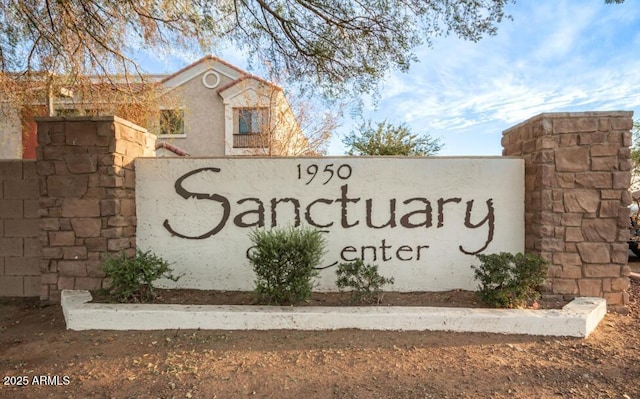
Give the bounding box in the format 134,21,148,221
218,79,276,104
2,55,301,159
161,55,244,91
217,78,283,156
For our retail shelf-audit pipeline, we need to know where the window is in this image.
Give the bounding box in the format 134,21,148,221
233,107,269,148
159,109,185,136
237,108,268,134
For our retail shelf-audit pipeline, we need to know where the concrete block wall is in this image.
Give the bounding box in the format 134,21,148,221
0,160,41,296
36,116,155,301
502,112,633,306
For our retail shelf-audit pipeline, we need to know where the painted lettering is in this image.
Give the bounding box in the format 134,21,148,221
380,239,393,261
336,184,360,228
340,246,358,261
437,197,462,227
416,245,429,260
298,162,352,185
270,198,301,227
361,245,377,261
164,168,498,259
304,198,335,228
396,245,414,261
338,240,431,263
459,199,495,255
233,198,265,228
399,198,433,228
163,167,230,239
365,199,397,229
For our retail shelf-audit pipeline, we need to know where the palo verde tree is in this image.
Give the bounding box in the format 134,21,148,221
343,120,443,156
0,0,516,100
0,1,628,100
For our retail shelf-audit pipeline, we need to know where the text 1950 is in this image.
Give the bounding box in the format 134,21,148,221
297,163,352,185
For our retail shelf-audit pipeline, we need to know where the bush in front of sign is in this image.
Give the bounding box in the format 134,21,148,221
336,260,394,304
472,252,549,308
102,249,181,303
248,227,326,305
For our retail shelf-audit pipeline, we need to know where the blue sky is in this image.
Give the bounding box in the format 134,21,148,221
136,1,640,156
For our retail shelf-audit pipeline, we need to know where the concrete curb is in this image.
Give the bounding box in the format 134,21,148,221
61,290,607,337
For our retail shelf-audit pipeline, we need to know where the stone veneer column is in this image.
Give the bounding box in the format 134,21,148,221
35,116,156,302
502,112,633,306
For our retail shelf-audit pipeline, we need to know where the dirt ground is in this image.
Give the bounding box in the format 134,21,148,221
1,280,639,399
94,288,570,309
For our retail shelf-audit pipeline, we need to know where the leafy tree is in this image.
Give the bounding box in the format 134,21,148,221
343,120,443,156
0,1,626,102
0,0,516,99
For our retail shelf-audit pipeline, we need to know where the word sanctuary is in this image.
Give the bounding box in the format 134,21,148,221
163,168,496,256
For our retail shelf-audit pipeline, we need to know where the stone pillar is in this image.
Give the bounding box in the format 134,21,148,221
35,116,156,302
502,112,633,306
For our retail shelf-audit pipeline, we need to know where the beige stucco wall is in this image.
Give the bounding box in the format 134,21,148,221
0,105,23,159
156,72,235,156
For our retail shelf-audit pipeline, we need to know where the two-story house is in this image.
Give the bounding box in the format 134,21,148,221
0,55,308,158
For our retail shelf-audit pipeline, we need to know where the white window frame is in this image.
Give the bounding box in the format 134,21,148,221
157,108,186,138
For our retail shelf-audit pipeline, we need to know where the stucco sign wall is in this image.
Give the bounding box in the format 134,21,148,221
136,157,524,291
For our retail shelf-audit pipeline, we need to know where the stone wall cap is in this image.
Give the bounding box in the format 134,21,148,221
34,115,148,133
503,111,634,135
135,155,525,160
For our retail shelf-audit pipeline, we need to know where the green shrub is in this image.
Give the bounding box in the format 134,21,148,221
336,259,394,304
102,249,180,303
248,227,326,305
472,252,549,308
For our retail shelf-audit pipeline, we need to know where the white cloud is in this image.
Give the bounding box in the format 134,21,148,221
341,0,640,156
